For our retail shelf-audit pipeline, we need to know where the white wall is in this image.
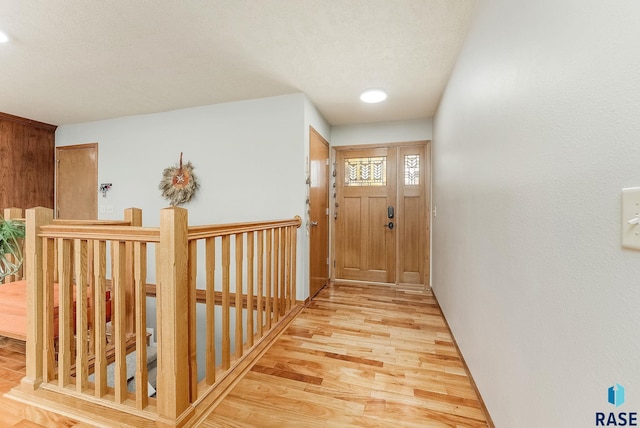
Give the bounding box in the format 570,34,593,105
57,93,312,379
331,118,432,146
57,91,310,294
433,1,640,426
304,97,331,146
57,93,305,226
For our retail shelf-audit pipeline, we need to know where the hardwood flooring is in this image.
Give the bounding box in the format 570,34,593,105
0,282,490,427
202,282,489,427
0,337,93,427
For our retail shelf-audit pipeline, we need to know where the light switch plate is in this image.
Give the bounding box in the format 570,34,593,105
622,187,640,250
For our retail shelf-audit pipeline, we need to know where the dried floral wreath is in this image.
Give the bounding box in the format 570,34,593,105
159,152,199,206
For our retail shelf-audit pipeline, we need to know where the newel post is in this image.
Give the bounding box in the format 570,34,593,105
21,207,53,390
156,207,194,427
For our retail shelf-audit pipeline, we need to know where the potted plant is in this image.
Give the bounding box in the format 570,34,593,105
0,216,25,283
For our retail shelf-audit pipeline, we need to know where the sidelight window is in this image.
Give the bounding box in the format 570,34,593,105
404,154,419,185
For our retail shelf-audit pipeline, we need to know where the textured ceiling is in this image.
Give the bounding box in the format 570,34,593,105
0,1,475,126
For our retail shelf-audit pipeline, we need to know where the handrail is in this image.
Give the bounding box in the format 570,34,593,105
38,225,160,242
2,215,134,226
187,216,302,240
52,219,132,226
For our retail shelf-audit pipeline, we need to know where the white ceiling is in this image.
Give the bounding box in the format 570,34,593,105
0,1,475,126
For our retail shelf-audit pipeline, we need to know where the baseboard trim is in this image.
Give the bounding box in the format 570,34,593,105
430,286,495,428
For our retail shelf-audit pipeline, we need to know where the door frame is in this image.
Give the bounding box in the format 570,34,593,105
308,127,330,298
331,140,431,286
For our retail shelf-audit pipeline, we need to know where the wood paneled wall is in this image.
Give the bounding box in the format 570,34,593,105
0,112,56,211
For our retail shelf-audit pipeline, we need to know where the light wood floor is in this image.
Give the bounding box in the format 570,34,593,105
0,337,95,427
202,282,490,427
0,282,490,427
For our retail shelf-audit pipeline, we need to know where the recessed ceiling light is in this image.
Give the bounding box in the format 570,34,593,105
360,89,387,104
0,31,8,43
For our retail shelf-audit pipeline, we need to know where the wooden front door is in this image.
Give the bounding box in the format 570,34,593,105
336,147,397,283
56,143,98,219
335,142,429,285
309,127,330,297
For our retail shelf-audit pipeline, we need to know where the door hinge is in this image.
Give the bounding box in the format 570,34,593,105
325,158,329,165
333,260,336,268
326,258,329,265
326,208,329,215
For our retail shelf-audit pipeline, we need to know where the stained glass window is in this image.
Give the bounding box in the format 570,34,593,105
404,154,419,185
345,157,386,186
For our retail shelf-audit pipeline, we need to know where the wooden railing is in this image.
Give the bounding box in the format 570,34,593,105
19,208,148,410
1,207,133,284
13,206,302,427
183,214,301,408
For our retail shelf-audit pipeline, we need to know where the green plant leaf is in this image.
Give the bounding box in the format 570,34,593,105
0,216,25,282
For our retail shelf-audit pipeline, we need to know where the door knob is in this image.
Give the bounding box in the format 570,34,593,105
384,221,394,230
310,221,318,227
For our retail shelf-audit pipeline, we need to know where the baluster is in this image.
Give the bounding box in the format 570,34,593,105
75,239,88,393
284,227,291,313
124,208,142,337
247,231,254,347
291,224,298,308
257,230,264,338
43,237,55,383
113,241,127,403
280,227,287,315
265,229,272,330
222,235,231,370
188,239,198,401
235,233,244,358
58,238,72,387
93,240,107,398
87,240,95,357
273,228,280,322
205,237,216,384
134,241,148,409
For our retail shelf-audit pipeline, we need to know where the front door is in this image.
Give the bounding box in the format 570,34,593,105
56,143,98,219
336,147,397,283
335,142,429,285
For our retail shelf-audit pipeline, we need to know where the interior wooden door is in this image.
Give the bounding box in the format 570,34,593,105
309,127,330,297
336,147,397,283
56,143,98,219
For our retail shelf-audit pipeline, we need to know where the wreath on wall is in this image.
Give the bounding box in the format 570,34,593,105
159,152,199,206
